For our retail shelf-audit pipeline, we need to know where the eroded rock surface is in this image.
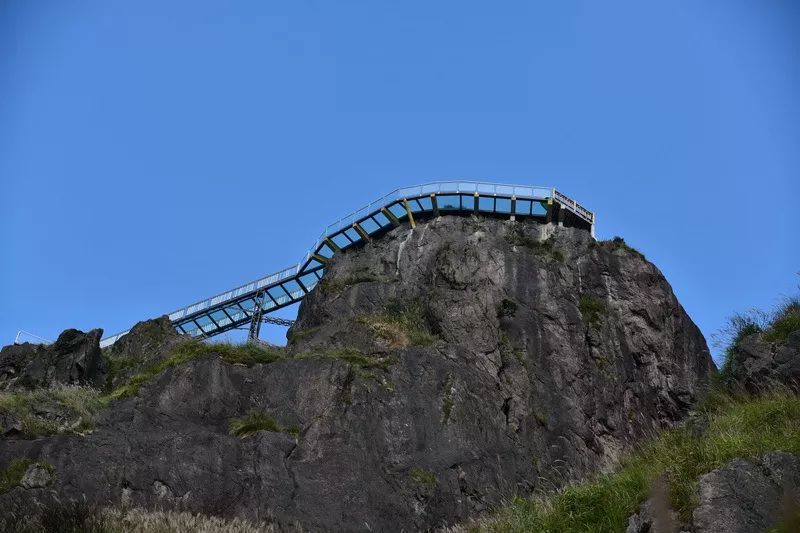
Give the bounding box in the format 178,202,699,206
104,316,190,389
724,330,800,393
0,217,715,531
692,452,800,533
0,328,105,390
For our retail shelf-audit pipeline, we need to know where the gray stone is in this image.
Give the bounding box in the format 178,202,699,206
725,329,800,393
0,412,23,437
104,316,190,389
0,218,715,531
20,463,53,489
692,452,800,533
0,328,106,390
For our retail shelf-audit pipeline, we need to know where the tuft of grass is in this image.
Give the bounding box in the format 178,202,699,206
599,236,646,260
715,294,800,387
296,348,395,371
229,412,291,438
505,226,563,262
0,458,54,494
578,295,605,328
357,299,438,348
102,353,144,391
763,297,800,343
105,341,285,402
471,392,800,532
319,270,378,295
286,326,319,345
410,467,437,491
1,504,292,533
0,386,104,438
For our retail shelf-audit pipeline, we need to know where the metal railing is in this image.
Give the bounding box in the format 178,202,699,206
98,180,593,347
14,330,52,345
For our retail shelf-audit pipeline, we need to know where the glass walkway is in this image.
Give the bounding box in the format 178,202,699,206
99,181,594,347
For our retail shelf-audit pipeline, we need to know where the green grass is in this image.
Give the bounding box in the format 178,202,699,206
598,236,646,260
473,392,800,532
229,412,299,438
505,226,563,262
319,271,378,295
105,341,285,402
286,326,319,345
410,467,437,491
762,298,800,343
0,386,104,438
1,504,281,533
0,458,54,494
578,295,605,328
357,299,438,348
102,353,144,391
296,348,395,371
716,295,800,387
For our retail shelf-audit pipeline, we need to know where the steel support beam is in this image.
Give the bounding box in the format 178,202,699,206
403,199,416,228
381,206,400,227
353,222,372,242
431,193,439,217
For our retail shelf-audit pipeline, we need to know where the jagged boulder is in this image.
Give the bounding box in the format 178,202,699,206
104,316,189,389
0,218,715,532
692,452,800,533
0,329,105,390
724,330,800,393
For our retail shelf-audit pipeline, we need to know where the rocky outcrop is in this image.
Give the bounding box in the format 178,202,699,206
104,316,189,389
626,453,800,533
724,330,800,393
692,452,800,533
0,328,105,390
0,217,715,531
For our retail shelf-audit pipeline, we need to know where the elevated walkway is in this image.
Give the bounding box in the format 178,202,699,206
98,181,594,347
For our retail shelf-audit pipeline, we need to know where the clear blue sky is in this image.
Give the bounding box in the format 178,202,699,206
1,1,798,361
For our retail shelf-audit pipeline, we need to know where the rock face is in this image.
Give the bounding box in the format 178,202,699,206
724,330,800,393
692,452,800,533
0,217,715,531
0,328,105,390
104,316,190,389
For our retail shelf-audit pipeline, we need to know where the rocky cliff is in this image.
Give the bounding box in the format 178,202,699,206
0,217,716,531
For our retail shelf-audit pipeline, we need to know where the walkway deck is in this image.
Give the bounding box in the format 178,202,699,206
99,181,593,347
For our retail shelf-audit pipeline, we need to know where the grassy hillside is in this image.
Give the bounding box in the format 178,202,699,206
456,392,800,533
460,293,800,533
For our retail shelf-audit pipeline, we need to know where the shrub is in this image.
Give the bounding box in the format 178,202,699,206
578,295,605,328
230,412,290,438
469,392,800,532
0,386,104,438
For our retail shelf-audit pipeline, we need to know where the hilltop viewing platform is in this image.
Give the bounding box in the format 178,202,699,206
99,181,595,347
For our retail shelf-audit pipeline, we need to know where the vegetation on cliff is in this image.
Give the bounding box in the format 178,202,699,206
463,392,800,533
105,340,285,401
